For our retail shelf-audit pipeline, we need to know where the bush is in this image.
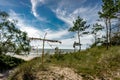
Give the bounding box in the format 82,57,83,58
0,54,25,72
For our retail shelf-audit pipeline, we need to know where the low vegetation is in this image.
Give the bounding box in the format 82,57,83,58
0,54,25,72
9,46,120,80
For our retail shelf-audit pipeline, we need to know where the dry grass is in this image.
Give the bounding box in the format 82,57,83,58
8,46,120,80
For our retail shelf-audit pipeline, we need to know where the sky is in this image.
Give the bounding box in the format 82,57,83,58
0,0,103,49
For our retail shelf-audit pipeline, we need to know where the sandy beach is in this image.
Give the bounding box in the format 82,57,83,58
6,52,41,61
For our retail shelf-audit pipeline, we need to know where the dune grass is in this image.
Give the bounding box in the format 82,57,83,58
48,46,120,79
9,46,120,80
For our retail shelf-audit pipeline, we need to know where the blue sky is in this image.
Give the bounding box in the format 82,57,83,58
0,0,103,49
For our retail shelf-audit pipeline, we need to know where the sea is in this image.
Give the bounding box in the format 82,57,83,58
30,49,74,55
7,49,75,60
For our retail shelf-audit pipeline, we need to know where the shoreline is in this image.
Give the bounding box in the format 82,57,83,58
7,53,41,61
6,49,75,61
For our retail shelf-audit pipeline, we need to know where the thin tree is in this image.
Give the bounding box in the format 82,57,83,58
98,0,117,49
111,13,120,45
107,0,118,46
0,11,30,55
115,0,120,12
91,23,104,46
110,0,120,45
69,16,89,51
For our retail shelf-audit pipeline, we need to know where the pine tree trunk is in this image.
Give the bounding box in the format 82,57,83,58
105,18,109,50
95,33,97,46
78,31,81,51
108,18,112,46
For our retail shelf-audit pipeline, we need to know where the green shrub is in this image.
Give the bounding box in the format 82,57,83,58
0,54,25,72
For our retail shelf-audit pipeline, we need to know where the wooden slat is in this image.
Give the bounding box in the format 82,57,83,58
29,37,62,44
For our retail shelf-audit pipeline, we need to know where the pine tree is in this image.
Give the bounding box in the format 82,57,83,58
91,23,104,45
69,16,89,51
98,0,117,49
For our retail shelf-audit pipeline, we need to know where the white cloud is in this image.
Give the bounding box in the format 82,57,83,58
60,38,74,49
9,10,73,49
9,10,69,38
39,0,45,3
53,8,74,27
45,29,69,39
54,4,101,27
73,7,88,14
30,0,46,21
9,10,43,38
